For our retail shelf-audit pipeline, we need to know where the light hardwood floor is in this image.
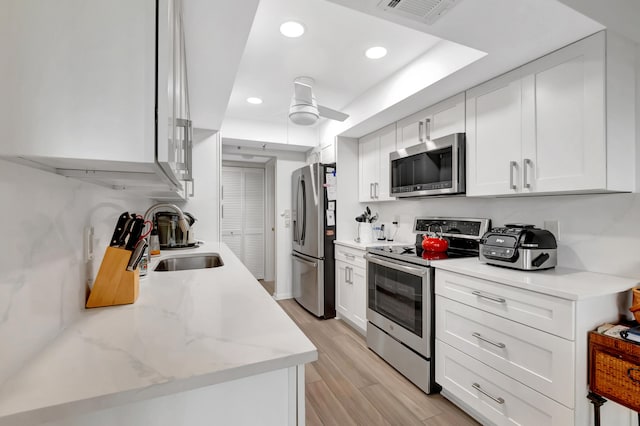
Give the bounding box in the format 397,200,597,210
274,296,481,426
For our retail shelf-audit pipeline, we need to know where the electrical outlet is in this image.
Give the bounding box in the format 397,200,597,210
543,220,559,241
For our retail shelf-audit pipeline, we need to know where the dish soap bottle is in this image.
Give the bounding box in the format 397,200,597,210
149,229,161,256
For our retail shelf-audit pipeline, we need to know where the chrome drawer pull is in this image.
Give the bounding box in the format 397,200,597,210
472,290,506,304
345,253,356,260
472,332,506,349
472,383,505,404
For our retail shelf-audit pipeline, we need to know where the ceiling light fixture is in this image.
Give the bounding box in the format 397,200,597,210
246,97,263,105
365,46,387,59
280,21,305,38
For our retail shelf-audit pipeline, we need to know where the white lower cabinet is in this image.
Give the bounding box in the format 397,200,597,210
435,268,630,426
437,341,573,426
335,244,367,334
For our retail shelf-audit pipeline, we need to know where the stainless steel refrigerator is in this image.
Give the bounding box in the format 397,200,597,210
291,163,336,319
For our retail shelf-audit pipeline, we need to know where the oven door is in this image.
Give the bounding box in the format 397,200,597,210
365,253,432,358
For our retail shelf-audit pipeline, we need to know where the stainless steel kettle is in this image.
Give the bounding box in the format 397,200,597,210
155,211,197,248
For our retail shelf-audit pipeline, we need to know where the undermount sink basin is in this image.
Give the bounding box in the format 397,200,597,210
154,253,224,272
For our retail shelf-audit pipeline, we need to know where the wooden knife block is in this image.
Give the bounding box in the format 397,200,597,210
86,247,139,308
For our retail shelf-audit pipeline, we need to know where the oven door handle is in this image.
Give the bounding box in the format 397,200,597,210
364,254,427,276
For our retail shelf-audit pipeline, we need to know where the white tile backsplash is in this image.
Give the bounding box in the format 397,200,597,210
371,193,640,278
0,159,151,384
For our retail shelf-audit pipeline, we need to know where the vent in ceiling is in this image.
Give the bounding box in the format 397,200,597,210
377,0,460,24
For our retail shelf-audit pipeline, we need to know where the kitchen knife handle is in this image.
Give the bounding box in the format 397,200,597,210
110,212,131,247
509,161,517,190
125,218,145,251
127,241,148,271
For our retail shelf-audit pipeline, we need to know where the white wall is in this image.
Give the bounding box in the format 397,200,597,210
182,130,221,243
273,154,307,299
0,160,151,385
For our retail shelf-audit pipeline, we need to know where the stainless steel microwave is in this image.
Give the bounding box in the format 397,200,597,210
390,133,465,198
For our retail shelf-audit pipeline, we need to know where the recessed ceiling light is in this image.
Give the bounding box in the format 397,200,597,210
280,21,305,38
365,46,387,59
246,97,263,105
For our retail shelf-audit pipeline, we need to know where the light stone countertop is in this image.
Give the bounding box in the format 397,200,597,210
434,257,638,300
334,239,414,250
0,243,317,426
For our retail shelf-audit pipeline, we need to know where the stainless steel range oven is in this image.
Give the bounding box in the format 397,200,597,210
365,217,490,394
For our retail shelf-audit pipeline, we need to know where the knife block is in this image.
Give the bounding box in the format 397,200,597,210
86,247,139,308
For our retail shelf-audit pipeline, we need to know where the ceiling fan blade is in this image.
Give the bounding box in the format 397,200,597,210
318,105,349,122
293,81,314,103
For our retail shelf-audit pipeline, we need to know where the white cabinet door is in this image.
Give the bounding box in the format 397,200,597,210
522,33,606,193
351,265,367,332
358,132,379,202
429,93,465,140
320,142,335,164
376,124,396,201
466,71,523,196
336,260,353,322
396,109,428,150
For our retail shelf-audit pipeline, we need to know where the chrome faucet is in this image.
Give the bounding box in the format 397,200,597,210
143,203,190,234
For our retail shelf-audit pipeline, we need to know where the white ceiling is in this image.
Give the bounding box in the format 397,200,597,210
224,0,446,125
216,0,627,152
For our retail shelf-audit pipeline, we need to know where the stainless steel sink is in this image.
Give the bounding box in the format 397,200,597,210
154,253,224,272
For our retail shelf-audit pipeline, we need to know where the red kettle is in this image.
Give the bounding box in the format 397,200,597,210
422,225,449,253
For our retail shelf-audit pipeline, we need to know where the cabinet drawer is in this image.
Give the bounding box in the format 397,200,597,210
436,341,574,426
435,270,575,340
334,245,366,268
436,296,574,407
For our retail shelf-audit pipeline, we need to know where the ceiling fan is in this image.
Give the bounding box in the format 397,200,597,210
289,76,349,126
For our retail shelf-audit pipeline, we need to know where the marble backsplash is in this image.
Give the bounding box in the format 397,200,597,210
368,192,640,279
0,160,151,384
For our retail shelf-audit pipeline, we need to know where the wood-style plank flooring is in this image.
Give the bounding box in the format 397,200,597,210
271,292,480,426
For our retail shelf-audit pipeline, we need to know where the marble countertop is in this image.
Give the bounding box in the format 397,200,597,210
0,243,317,426
434,257,638,300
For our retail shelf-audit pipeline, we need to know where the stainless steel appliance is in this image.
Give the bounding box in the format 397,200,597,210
365,217,490,394
155,211,197,248
291,163,336,319
480,224,557,270
390,133,465,198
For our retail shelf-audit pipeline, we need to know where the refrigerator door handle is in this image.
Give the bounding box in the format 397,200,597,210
293,176,300,243
300,177,307,245
292,252,317,268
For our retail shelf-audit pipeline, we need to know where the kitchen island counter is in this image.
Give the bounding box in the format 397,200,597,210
0,243,316,426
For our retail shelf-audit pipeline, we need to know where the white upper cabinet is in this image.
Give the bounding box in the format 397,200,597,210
466,31,635,196
358,124,396,202
396,93,465,150
0,0,193,199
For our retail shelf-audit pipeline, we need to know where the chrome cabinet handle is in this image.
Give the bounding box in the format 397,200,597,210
221,205,224,219
523,158,532,189
345,267,349,284
348,267,353,284
375,182,379,199
188,179,195,198
221,185,224,200
370,183,374,199
509,161,517,190
472,383,505,404
418,121,424,143
472,332,506,349
425,118,431,141
471,290,506,304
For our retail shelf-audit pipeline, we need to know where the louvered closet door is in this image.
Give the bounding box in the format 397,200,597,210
242,169,265,279
220,167,265,279
221,168,243,259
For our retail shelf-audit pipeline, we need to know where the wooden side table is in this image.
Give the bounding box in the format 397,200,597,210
588,331,640,425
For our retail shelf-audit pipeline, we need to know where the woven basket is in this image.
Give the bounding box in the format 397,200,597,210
589,331,640,412
631,287,640,322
